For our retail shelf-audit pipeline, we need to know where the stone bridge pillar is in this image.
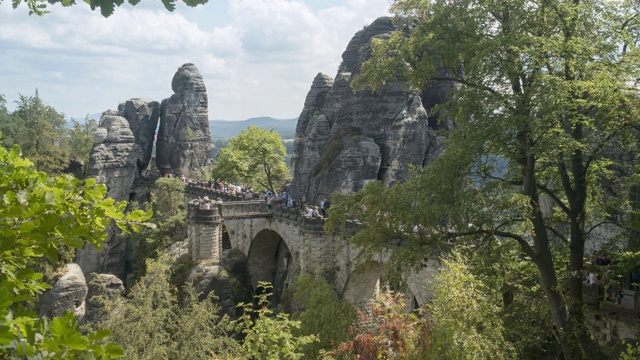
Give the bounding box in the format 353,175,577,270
187,201,222,263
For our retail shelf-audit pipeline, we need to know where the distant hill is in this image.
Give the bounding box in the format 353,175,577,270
69,114,298,140
210,117,297,140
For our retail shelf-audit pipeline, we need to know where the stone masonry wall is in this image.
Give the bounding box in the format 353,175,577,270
187,203,222,264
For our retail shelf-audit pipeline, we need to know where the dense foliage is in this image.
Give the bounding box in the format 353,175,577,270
290,273,357,358
321,292,430,360
10,91,69,174
0,136,150,358
92,260,239,360
328,0,640,358
0,91,97,177
211,125,289,193
129,177,187,280
7,0,208,18
68,117,98,178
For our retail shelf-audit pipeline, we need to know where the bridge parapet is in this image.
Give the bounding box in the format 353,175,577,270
271,204,363,235
220,201,271,218
187,202,222,224
185,183,245,202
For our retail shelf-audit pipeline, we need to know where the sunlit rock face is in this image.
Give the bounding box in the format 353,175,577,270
117,98,160,179
157,63,211,178
77,112,140,280
290,17,453,204
39,264,88,321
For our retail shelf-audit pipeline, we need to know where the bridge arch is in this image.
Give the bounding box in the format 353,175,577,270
341,261,383,304
246,229,293,305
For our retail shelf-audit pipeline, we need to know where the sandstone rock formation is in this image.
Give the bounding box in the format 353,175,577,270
187,264,236,319
85,273,125,323
64,154,85,179
76,112,141,279
117,98,160,178
291,17,454,203
85,111,141,202
157,63,211,178
40,264,88,321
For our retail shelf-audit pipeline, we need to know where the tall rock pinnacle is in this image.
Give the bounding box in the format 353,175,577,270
157,63,211,177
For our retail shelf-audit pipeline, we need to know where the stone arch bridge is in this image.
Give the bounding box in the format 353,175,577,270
185,184,435,307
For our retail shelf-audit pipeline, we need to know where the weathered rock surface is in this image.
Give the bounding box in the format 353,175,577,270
187,263,236,319
85,273,124,323
77,112,141,280
40,264,88,320
64,154,85,179
85,112,141,201
118,98,160,178
290,17,453,203
157,63,211,178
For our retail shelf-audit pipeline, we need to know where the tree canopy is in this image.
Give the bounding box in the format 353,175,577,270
68,117,98,179
211,125,289,193
7,0,208,17
329,0,640,358
10,90,70,174
0,135,151,358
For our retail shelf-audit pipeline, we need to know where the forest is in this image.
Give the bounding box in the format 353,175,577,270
4,0,640,359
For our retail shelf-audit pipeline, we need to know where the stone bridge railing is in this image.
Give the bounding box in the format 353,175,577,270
184,184,363,234
185,183,246,202
187,204,222,224
272,204,362,235
220,201,271,218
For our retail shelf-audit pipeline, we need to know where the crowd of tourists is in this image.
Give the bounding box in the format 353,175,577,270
172,173,331,218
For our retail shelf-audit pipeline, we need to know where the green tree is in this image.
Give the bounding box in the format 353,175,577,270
13,90,70,174
329,0,640,358
290,273,356,358
212,125,289,193
235,282,318,360
427,250,515,360
94,259,239,360
153,177,186,219
128,177,186,280
68,117,98,178
8,0,208,18
0,136,151,358
0,95,26,149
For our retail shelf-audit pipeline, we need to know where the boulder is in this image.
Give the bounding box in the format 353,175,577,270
85,273,124,323
39,264,88,320
187,264,236,319
221,248,247,275
290,17,453,203
118,98,161,178
157,63,211,178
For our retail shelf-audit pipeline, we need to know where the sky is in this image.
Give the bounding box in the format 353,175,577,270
0,0,391,120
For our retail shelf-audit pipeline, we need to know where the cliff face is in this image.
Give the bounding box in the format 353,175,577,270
290,17,454,203
77,111,141,279
78,64,211,282
157,63,212,178
117,98,161,179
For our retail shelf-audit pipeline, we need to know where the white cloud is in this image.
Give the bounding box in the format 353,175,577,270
0,0,390,120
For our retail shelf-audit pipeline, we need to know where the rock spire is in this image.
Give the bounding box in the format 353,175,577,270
290,17,454,203
157,63,212,177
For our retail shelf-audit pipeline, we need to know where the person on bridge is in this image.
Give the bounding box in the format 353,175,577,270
266,195,273,210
